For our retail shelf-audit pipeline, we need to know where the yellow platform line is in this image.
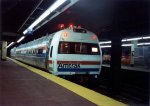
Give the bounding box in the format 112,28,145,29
8,57,128,106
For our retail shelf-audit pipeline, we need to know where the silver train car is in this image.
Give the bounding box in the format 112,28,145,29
11,27,102,77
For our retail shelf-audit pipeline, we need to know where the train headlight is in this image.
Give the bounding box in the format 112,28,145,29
63,32,68,39
92,47,98,52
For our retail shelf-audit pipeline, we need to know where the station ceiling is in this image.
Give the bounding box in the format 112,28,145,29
1,0,150,46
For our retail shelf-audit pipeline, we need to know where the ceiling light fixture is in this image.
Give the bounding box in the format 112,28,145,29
142,36,150,39
23,0,67,35
99,41,111,44
126,37,142,41
7,42,14,48
17,36,25,43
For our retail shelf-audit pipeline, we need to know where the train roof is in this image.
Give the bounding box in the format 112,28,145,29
16,28,95,50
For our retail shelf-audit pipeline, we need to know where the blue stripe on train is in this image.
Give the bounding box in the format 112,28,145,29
57,68,99,72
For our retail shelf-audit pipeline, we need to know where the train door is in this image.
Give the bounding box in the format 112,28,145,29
48,46,54,72
46,47,50,69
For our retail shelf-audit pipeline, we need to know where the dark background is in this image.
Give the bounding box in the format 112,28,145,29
1,0,149,46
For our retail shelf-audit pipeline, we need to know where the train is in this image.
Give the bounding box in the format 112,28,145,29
11,27,102,78
102,45,150,68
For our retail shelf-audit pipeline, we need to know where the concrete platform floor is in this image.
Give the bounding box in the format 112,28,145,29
0,60,96,106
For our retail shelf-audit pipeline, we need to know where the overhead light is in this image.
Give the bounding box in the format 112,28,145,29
100,45,111,48
121,39,126,42
100,36,150,45
99,41,111,44
144,43,150,45
7,42,14,48
23,30,28,35
100,42,150,48
101,44,132,48
23,0,67,35
122,44,132,47
142,36,150,39
17,36,25,43
137,43,150,46
28,10,50,29
137,43,144,46
49,0,67,12
126,37,142,41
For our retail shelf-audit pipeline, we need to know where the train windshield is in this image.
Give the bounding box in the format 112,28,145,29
58,42,100,55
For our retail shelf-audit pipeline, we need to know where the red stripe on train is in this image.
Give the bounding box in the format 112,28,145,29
49,60,53,64
57,61,100,65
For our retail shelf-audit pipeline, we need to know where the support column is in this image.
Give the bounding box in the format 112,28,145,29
149,73,150,106
1,41,7,60
0,0,1,60
109,37,122,95
0,0,2,104
0,0,2,42
130,40,138,66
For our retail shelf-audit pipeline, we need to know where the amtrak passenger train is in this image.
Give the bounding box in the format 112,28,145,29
11,27,102,77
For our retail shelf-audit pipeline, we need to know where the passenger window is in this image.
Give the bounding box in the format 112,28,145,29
75,43,80,53
58,42,100,55
59,43,70,54
38,49,43,54
81,43,88,54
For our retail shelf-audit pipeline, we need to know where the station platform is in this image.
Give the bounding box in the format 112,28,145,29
0,58,127,106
